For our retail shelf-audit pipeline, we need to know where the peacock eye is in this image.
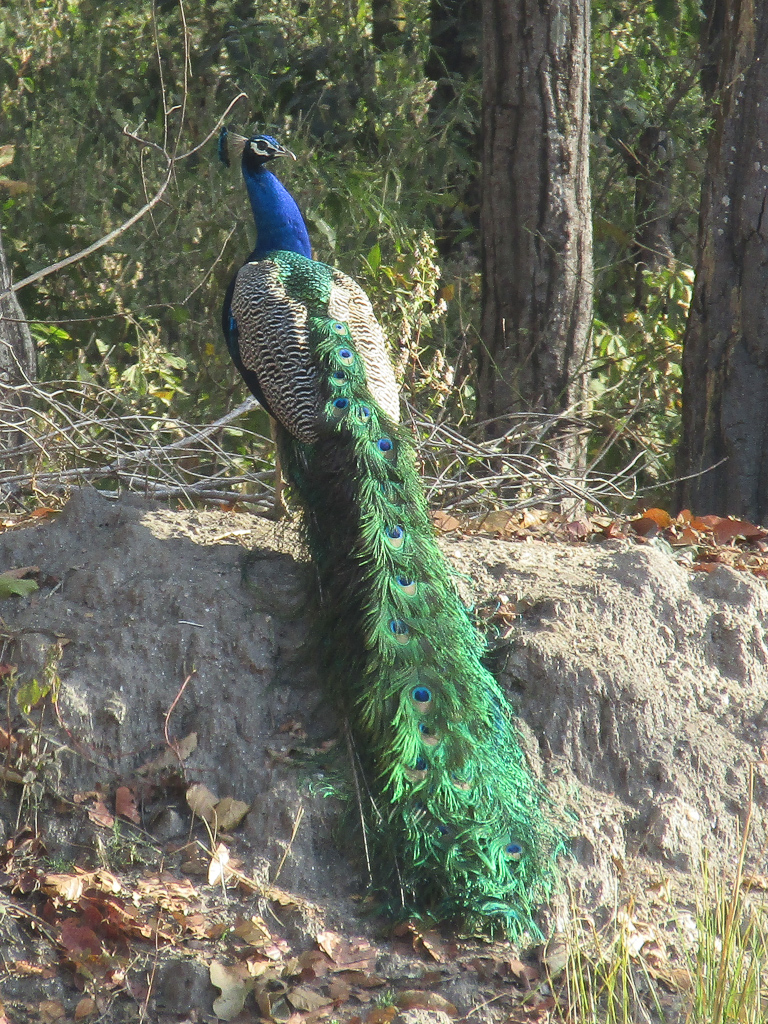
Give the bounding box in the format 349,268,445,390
419,723,440,746
376,437,395,460
414,756,428,771
358,405,372,421
505,842,523,861
330,370,346,383
396,576,417,596
331,321,347,333
412,686,431,705
385,525,405,549
337,347,355,364
331,397,350,417
389,619,410,644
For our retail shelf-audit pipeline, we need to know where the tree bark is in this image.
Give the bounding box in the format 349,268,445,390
678,1,768,521
425,0,482,253
477,0,592,445
0,221,36,457
621,127,675,309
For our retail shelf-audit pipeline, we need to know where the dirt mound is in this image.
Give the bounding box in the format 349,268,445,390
1,488,766,1019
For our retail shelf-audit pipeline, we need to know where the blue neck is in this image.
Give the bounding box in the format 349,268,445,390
242,164,312,260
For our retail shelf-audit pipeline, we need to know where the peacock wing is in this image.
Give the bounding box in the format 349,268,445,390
328,269,400,424
230,260,322,443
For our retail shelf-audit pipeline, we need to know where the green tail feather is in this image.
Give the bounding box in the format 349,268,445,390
264,255,564,939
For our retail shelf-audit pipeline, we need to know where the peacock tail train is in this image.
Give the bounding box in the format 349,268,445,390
220,131,563,939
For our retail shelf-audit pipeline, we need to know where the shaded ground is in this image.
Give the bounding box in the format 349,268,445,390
1,488,767,1023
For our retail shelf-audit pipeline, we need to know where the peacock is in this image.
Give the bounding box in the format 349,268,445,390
219,130,563,939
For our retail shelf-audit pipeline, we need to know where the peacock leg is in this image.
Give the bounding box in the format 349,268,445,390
269,417,288,519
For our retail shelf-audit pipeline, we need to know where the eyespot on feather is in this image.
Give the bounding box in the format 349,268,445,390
330,370,346,384
357,404,372,421
331,397,350,418
405,756,428,783
419,722,440,747
331,321,348,334
385,525,405,549
505,842,524,862
336,346,355,364
411,686,431,707
375,436,396,460
395,575,417,596
389,619,411,645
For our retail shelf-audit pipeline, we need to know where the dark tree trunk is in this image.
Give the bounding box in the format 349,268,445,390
477,0,592,447
677,2,768,522
372,0,406,51
425,0,482,253
0,222,36,456
621,127,675,309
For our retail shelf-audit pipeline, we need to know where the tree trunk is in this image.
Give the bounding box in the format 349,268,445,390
621,126,675,310
425,0,482,254
677,2,768,522
477,0,592,446
0,221,36,458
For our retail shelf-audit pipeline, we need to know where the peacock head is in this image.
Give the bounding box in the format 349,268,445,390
218,128,296,170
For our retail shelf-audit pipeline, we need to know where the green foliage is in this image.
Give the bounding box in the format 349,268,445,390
0,0,714,510
0,572,39,599
15,675,51,716
590,266,692,493
589,0,706,499
1,0,445,459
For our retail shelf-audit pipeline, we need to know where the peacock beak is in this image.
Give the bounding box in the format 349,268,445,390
275,144,297,161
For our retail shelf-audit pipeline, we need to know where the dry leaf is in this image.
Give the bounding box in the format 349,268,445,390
140,732,198,774
42,872,86,902
298,950,332,978
631,517,660,538
475,510,514,535
334,971,386,989
396,991,458,1015
214,796,250,831
38,1001,66,1023
505,1000,555,1023
85,797,114,829
115,786,140,824
208,842,231,886
743,873,768,891
508,957,540,987
210,961,255,1021
317,930,343,960
60,917,102,956
698,514,767,545
287,987,333,1011
541,933,568,978
417,929,447,963
74,996,97,1020
186,782,219,824
7,960,55,977
234,915,272,947
327,978,351,1001
564,518,591,540
431,509,461,533
175,731,198,759
257,984,291,1021
640,508,673,529
366,1008,397,1024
